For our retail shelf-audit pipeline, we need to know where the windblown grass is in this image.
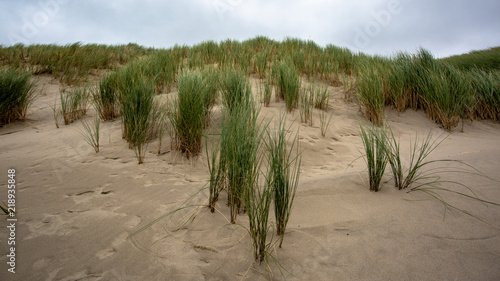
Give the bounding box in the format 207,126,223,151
79,115,100,153
0,42,148,84
384,127,449,190
441,47,500,72
0,68,36,125
357,121,500,226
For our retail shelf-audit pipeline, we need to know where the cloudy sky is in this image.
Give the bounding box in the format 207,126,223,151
1,0,499,58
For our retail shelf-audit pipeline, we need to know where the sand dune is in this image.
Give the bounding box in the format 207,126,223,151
1,75,499,280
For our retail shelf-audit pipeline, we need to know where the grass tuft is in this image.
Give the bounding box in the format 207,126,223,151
0,68,36,125
358,120,389,192
266,113,301,247
168,69,207,158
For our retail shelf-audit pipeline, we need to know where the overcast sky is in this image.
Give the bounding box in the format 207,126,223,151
1,0,499,58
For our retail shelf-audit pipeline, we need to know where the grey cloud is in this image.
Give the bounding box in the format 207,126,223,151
0,0,499,57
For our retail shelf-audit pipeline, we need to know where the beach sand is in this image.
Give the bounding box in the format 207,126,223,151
1,75,499,280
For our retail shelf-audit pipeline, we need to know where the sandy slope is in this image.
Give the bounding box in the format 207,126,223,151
0,75,499,281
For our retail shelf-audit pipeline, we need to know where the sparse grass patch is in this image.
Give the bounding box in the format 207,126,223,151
60,86,90,125
319,109,333,137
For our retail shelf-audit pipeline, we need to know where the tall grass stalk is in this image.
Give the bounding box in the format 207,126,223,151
79,115,100,153
359,121,389,192
206,137,222,213
319,109,333,137
267,113,301,247
384,128,450,190
299,87,314,126
244,172,274,263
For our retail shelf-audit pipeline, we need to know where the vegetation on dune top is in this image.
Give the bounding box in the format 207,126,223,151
1,37,499,131
441,47,500,72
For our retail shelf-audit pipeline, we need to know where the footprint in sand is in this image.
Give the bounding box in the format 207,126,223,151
96,233,128,260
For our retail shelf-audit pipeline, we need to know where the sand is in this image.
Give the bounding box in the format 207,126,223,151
1,75,499,281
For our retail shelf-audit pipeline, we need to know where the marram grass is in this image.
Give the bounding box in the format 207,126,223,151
0,68,36,125
266,113,301,247
168,69,207,158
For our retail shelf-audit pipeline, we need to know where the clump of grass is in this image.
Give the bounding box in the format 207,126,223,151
220,67,253,113
468,70,500,121
219,102,262,223
356,64,385,126
119,75,157,164
168,69,207,158
79,115,100,153
244,172,274,263
358,121,389,192
0,68,36,125
272,59,301,112
60,86,90,125
312,82,329,111
266,113,301,247
357,121,500,227
94,73,119,120
385,128,449,190
299,86,314,126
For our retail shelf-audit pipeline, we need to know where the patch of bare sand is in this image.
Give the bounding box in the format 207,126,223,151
0,76,499,280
